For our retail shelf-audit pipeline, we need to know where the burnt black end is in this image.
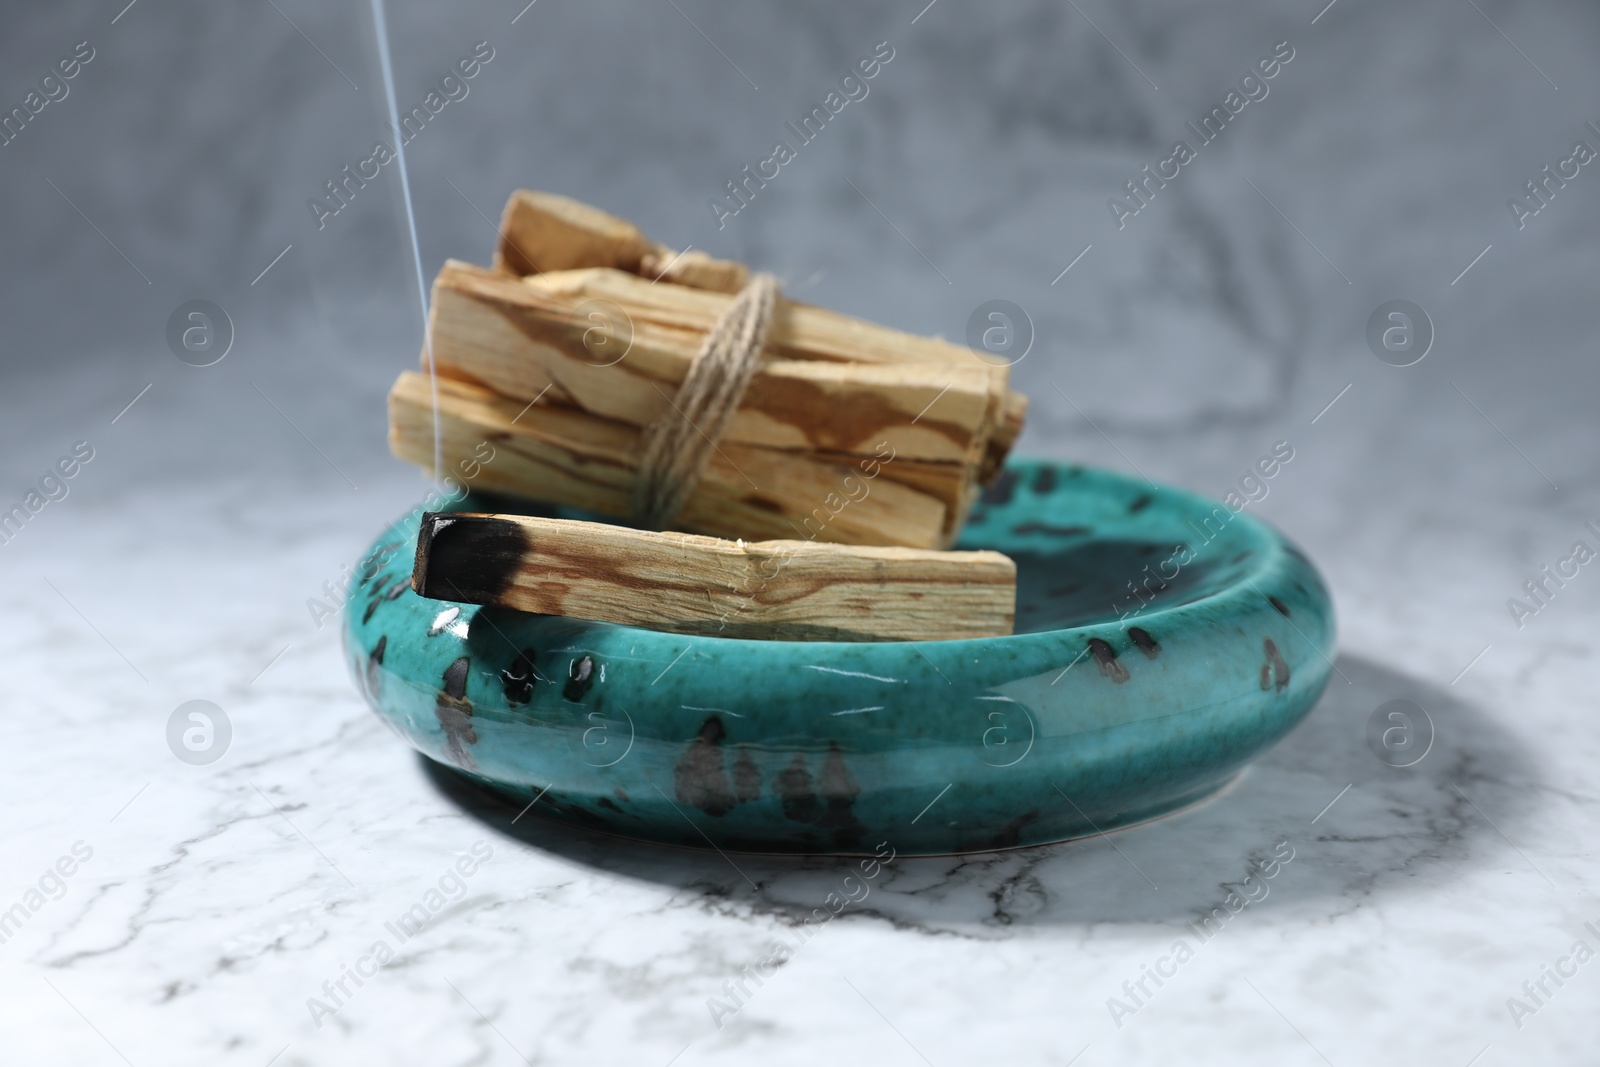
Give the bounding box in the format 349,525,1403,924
414,512,531,605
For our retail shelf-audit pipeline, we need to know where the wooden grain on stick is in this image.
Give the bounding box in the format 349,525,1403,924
401,188,1030,547
492,189,654,277
484,190,1024,463
493,188,751,293
412,512,1017,642
513,265,1022,487
429,260,997,466
637,247,749,294
985,391,1030,483
389,371,952,548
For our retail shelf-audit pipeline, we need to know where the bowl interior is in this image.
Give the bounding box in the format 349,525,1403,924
960,469,1266,635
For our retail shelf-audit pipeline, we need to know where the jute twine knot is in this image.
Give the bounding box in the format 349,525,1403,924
631,272,780,531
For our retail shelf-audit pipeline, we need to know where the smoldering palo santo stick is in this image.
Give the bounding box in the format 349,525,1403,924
412,512,1016,642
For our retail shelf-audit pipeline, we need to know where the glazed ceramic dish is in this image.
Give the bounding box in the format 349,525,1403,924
344,461,1335,855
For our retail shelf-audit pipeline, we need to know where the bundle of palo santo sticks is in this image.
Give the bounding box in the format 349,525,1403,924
390,189,1028,641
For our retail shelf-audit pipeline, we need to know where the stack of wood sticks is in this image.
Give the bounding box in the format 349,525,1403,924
391,189,1027,640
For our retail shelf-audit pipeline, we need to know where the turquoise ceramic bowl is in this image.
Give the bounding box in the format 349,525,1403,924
344,461,1335,855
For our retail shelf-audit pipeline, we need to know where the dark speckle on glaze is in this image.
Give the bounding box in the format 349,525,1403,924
1260,637,1290,692
442,655,470,699
816,744,866,849
1128,627,1160,659
551,800,606,827
675,717,735,816
982,469,1019,506
1128,493,1153,513
1088,638,1130,683
563,655,597,702
1269,596,1291,617
775,755,823,824
1031,466,1057,494
1012,522,1092,537
364,635,388,699
357,550,394,588
362,598,381,624
435,655,477,767
986,810,1041,852
501,648,539,705
733,749,761,803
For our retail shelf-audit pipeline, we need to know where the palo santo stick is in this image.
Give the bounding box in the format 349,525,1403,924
518,265,1020,486
637,247,749,294
430,260,996,466
983,391,1031,484
412,512,1016,642
492,189,654,276
469,188,1025,541
492,188,751,293
485,189,1024,483
527,265,1002,374
389,371,951,548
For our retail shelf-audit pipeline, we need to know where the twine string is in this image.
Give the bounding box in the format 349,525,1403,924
631,272,780,530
